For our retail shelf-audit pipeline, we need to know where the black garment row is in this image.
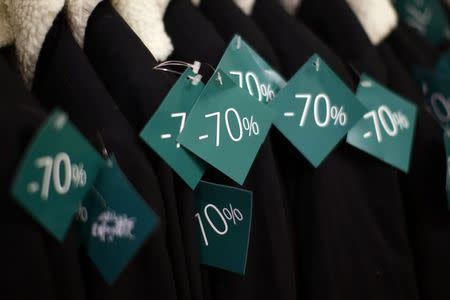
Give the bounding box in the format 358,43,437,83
2,0,449,300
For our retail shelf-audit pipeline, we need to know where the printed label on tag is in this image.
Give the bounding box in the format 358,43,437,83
346,75,417,172
394,0,450,45
178,69,274,185
77,157,159,284
414,67,450,129
269,54,367,167
217,35,286,104
140,69,207,189
194,181,252,274
11,109,104,241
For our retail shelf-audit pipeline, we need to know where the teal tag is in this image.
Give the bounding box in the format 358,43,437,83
194,181,252,274
347,75,417,172
269,54,367,167
394,0,450,45
217,35,286,103
77,157,159,284
414,67,450,129
140,69,207,189
11,110,104,241
178,69,274,185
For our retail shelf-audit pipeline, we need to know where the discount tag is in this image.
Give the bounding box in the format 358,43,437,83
194,181,252,274
11,110,104,241
140,68,207,189
269,54,367,167
217,35,286,104
347,75,417,172
178,69,274,185
394,0,450,45
77,157,159,284
414,67,450,129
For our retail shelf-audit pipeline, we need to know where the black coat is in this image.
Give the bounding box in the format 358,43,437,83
30,11,179,300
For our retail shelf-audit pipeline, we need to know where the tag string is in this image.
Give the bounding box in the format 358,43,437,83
154,60,204,85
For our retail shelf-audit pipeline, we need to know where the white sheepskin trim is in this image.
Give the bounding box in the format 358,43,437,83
111,0,173,61
280,0,302,15
154,0,171,13
4,0,64,86
0,2,13,47
346,0,398,45
66,0,102,47
232,0,255,15
446,0,450,7
191,0,200,6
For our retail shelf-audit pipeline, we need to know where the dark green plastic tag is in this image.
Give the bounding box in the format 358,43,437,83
347,75,417,172
394,0,450,45
269,54,367,167
78,157,159,284
11,110,104,241
414,67,450,129
140,69,207,189
194,181,252,274
217,35,286,103
178,69,274,185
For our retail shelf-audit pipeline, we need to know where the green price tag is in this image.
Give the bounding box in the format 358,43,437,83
140,69,207,189
217,35,286,104
178,69,274,185
346,75,417,172
11,110,104,241
77,157,159,284
414,67,450,129
394,0,450,45
269,54,367,167
194,181,252,274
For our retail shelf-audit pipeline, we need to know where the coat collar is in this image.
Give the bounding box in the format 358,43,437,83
1,0,173,86
346,0,398,45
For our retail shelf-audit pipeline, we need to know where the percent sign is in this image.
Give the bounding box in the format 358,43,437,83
363,105,410,143
195,203,243,246
429,92,450,123
200,108,260,147
229,71,275,103
27,152,87,200
286,93,347,127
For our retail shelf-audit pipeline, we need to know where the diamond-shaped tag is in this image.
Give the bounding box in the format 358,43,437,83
194,181,252,274
217,35,286,104
269,54,367,167
347,74,417,172
77,157,159,284
11,109,104,241
140,68,207,189
177,69,274,185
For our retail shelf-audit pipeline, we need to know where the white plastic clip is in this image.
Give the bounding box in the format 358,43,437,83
189,74,203,86
236,36,242,49
216,72,223,85
191,61,201,74
314,57,320,72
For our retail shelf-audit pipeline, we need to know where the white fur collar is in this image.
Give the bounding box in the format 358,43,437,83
3,0,65,86
232,0,255,15
66,0,102,47
191,0,255,15
111,0,173,61
346,0,398,45
280,0,302,15
0,2,13,47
